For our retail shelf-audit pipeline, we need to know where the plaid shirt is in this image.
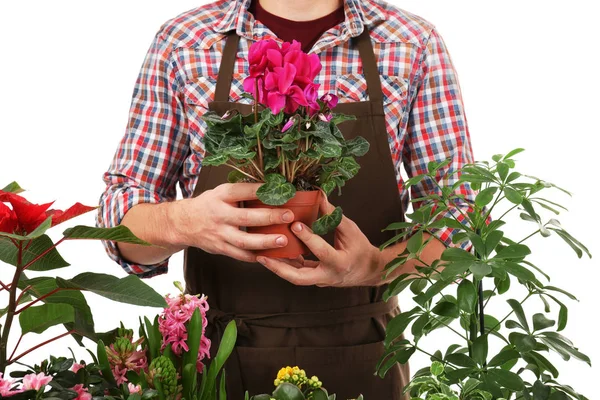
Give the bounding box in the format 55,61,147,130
96,0,477,278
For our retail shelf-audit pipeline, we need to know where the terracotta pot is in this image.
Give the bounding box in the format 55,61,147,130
244,190,322,259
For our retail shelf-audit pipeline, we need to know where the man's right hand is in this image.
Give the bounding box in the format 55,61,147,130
167,183,294,262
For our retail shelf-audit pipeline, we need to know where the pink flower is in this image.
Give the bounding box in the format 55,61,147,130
265,64,308,114
247,39,280,78
158,293,211,373
128,383,142,395
71,363,85,373
0,373,23,397
283,50,322,88
319,113,333,122
112,365,129,386
282,117,296,133
22,372,52,391
320,93,338,109
70,384,92,400
304,83,321,116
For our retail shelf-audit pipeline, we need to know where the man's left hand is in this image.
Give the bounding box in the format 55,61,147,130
256,195,386,287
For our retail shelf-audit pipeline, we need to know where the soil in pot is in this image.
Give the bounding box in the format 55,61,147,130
244,190,322,258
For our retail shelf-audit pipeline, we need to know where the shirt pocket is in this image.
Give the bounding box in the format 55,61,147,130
335,73,410,116
182,76,217,154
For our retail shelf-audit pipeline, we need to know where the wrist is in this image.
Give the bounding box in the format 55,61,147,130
163,199,190,249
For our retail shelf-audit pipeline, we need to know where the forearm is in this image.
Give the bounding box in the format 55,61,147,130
117,201,187,266
378,233,447,285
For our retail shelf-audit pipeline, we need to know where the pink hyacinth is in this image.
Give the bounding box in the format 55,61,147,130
22,372,52,391
70,384,92,400
158,293,211,373
0,373,22,397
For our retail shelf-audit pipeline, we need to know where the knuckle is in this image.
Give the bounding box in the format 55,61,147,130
234,237,247,250
238,209,250,226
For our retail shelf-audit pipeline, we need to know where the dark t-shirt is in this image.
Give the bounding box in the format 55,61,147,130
248,0,345,53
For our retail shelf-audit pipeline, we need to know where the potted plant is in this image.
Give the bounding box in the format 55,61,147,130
201,39,369,258
374,149,591,399
0,181,166,374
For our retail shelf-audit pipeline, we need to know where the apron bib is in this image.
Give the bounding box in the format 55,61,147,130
184,28,410,399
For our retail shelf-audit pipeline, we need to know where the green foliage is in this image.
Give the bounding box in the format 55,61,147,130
201,108,367,209
375,150,591,399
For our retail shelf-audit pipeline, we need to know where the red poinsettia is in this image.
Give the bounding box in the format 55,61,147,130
0,190,96,236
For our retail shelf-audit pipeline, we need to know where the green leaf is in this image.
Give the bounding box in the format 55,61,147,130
409,279,427,295
256,174,296,206
495,244,531,260
457,280,477,313
503,262,538,283
203,154,230,166
407,230,423,254
272,382,305,400
548,228,591,259
1,217,54,241
488,349,520,367
62,225,151,245
497,163,509,182
1,181,24,193
56,273,166,307
19,303,75,334
0,235,70,271
487,368,524,391
200,321,238,400
470,262,492,279
343,136,370,157
485,230,504,258
476,187,498,208
97,340,116,385
507,299,530,332
312,206,343,236
504,187,523,204
472,335,488,366
430,361,444,376
441,261,473,281
219,370,227,400
503,148,525,160
183,309,202,398
432,301,459,318
538,332,591,365
441,248,475,261
445,353,477,368
509,332,536,353
496,276,511,295
532,313,555,332
411,313,429,338
314,140,342,158
384,307,419,347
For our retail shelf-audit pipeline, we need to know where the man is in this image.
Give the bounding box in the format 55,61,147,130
97,0,476,398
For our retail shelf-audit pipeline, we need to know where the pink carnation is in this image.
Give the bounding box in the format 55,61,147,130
22,372,52,391
70,384,92,400
158,293,211,373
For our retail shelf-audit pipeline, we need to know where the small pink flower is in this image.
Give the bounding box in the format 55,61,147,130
282,117,296,133
22,372,52,391
304,83,321,116
320,93,338,109
71,363,85,373
112,365,129,386
319,113,333,122
128,383,142,394
70,384,92,400
0,373,23,397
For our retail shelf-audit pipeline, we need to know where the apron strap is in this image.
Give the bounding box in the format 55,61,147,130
215,31,241,102
352,28,384,103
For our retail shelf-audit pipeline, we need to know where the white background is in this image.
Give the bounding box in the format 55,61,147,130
0,0,598,396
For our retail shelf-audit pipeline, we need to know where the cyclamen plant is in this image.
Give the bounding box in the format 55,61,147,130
201,39,369,231
375,149,591,400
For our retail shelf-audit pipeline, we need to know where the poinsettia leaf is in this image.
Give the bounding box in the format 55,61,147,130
55,273,166,307
0,235,70,271
62,225,151,245
47,203,97,227
19,303,75,334
312,207,343,236
256,174,296,206
1,181,24,194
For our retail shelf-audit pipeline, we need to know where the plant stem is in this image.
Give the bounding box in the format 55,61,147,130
0,241,23,373
22,237,66,271
248,160,265,180
0,281,9,292
224,164,260,182
16,285,32,304
253,80,263,170
16,288,78,314
518,230,540,244
9,330,75,364
8,334,23,363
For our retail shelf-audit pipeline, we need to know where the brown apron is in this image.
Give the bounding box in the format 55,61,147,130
184,28,410,399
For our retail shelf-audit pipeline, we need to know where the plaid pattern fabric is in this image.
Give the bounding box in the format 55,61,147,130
96,0,478,278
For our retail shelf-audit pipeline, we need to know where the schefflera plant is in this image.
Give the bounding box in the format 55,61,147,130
375,149,591,400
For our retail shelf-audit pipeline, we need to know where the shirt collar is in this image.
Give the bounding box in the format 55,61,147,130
214,0,387,41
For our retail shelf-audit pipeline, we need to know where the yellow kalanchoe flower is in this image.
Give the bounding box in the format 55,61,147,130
274,366,310,389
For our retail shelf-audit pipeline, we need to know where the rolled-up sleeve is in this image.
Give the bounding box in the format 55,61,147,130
402,27,483,251
96,28,188,278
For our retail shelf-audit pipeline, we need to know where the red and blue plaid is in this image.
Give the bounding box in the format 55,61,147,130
96,0,479,278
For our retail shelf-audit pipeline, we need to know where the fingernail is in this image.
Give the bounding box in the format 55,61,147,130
276,236,286,246
256,257,266,265
282,211,294,222
292,223,303,233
